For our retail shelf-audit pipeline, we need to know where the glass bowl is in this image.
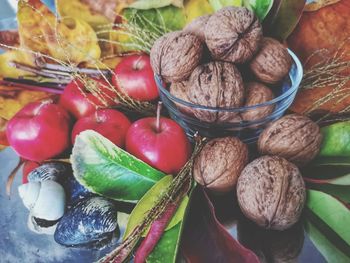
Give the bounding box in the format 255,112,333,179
156,49,303,144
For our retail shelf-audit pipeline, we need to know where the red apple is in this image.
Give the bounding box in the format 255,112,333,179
60,78,118,119
6,100,71,162
112,54,159,101
126,117,191,174
72,109,131,147
22,161,40,184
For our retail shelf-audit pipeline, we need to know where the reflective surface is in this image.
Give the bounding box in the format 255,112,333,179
0,148,326,262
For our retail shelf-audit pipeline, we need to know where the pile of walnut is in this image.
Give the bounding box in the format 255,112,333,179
150,6,292,123
193,114,323,231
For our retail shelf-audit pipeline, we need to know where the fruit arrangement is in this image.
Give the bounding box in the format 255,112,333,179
1,1,350,263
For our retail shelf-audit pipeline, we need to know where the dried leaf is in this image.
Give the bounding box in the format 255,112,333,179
0,50,35,78
17,0,101,64
305,0,341,11
0,116,9,148
288,0,350,115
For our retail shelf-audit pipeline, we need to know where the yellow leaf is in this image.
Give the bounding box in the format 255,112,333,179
0,50,35,78
17,0,101,64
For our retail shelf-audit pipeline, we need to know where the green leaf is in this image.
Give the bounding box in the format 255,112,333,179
243,0,273,20
307,184,350,203
71,130,166,202
123,175,189,239
306,190,350,246
305,173,350,186
305,219,350,263
146,222,182,263
264,0,305,40
319,121,350,157
208,0,242,11
129,0,184,9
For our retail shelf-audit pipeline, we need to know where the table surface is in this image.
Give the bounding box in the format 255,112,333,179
0,147,327,262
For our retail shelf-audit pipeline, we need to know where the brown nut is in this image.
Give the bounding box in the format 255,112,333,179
183,15,211,41
150,31,203,83
258,114,322,166
169,81,195,117
187,61,244,123
241,82,275,122
193,137,248,193
250,37,292,84
237,156,306,230
205,7,262,63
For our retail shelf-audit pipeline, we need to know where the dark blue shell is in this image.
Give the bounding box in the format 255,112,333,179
54,197,119,247
65,176,92,205
27,162,71,184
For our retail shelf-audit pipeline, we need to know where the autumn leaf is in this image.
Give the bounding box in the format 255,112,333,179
17,0,101,65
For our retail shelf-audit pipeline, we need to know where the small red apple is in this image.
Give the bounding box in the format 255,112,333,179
112,54,159,101
6,100,71,162
72,109,131,147
126,116,191,174
22,161,40,184
60,78,118,119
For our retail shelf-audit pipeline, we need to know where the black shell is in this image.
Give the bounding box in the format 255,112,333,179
54,197,119,247
27,162,71,184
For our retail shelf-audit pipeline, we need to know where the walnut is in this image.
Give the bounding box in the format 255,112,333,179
169,81,194,117
183,15,211,41
205,7,262,63
241,82,275,122
258,114,322,166
193,137,248,193
187,61,244,123
237,156,306,230
250,37,292,84
150,31,203,83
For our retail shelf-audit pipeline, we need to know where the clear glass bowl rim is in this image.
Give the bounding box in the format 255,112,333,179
155,49,303,113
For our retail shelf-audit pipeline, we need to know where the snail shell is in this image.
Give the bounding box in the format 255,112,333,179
54,196,119,247
18,180,66,221
28,162,70,184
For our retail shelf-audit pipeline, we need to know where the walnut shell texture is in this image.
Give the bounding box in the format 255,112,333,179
150,31,203,83
241,82,275,122
193,137,248,193
169,81,194,117
258,114,322,166
183,15,211,41
250,37,292,84
237,156,306,230
187,61,244,123
205,7,262,63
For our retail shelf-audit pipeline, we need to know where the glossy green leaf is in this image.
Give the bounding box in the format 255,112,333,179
319,121,350,157
129,0,184,9
243,0,273,20
208,0,242,11
71,130,165,203
264,0,305,40
306,190,350,246
146,222,182,263
305,219,350,263
307,184,350,203
123,175,189,239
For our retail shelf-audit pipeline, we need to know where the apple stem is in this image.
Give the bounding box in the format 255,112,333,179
156,101,162,133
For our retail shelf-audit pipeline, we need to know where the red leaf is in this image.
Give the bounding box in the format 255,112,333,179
181,187,260,263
